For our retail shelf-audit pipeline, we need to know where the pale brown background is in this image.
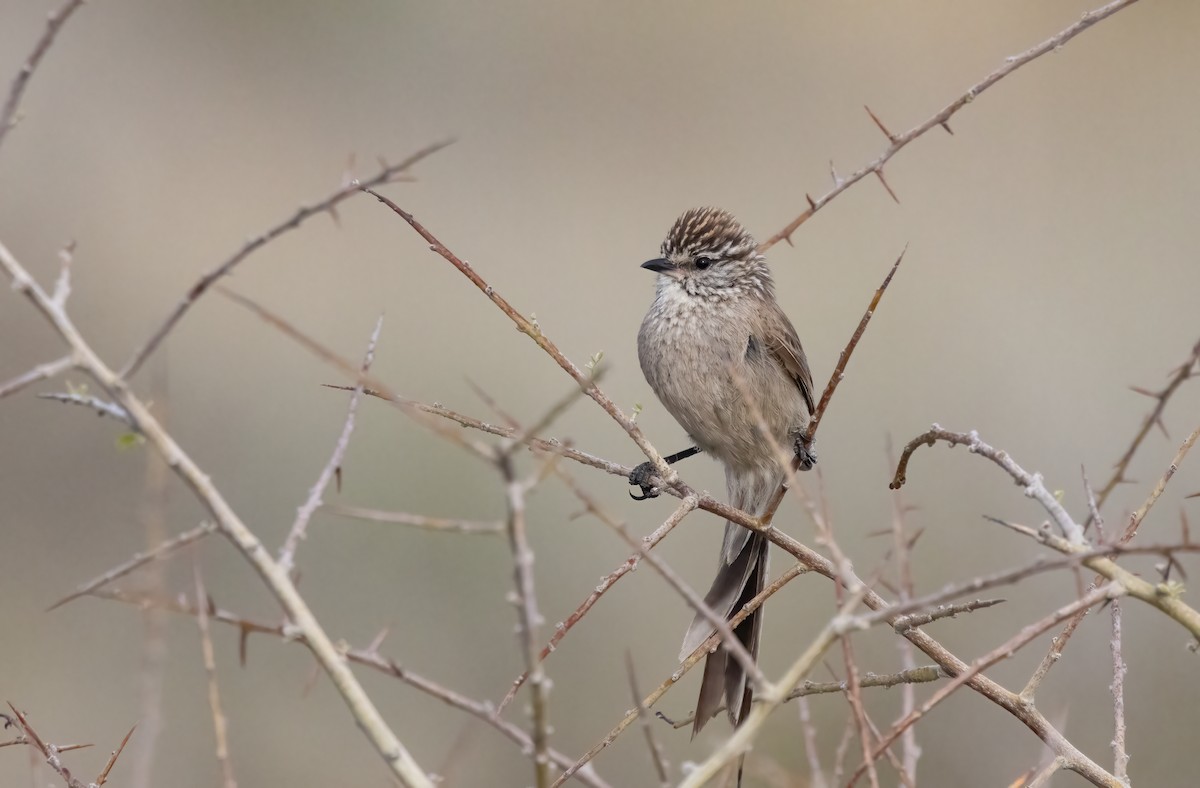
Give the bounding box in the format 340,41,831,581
2,1,1199,786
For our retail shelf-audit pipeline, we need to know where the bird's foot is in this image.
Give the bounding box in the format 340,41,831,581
794,436,818,471
628,461,661,500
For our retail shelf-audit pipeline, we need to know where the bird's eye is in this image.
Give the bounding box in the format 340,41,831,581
694,256,714,270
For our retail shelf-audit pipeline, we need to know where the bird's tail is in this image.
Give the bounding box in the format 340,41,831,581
680,467,780,740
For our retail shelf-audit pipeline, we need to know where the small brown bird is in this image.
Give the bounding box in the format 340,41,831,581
632,207,816,741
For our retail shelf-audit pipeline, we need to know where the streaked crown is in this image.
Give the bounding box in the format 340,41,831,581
651,207,772,300
661,207,759,262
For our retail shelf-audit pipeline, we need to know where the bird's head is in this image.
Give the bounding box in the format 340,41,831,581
641,207,772,300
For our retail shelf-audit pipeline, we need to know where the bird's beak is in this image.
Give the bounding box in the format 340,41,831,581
641,258,675,274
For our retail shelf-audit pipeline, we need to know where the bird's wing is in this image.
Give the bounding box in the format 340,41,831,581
762,301,816,416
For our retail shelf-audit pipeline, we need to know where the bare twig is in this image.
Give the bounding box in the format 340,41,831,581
890,598,1006,633
556,474,762,688
550,563,810,785
1110,599,1129,783
831,711,858,787
658,665,945,729
498,453,551,788
797,697,828,788
119,140,452,379
363,188,677,485
1094,339,1200,514
37,391,133,425
5,703,89,788
497,492,699,713
193,561,237,788
1023,372,1200,699
87,587,609,788
1121,423,1200,544
278,315,384,574
215,285,494,460
890,427,1085,544
0,240,434,788
839,626,881,788
1027,758,1067,788
677,587,871,788
0,0,87,151
754,247,904,529
326,384,629,478
94,725,136,786
806,248,903,445
759,0,1144,250
131,429,169,788
849,583,1123,787
624,653,670,788
887,454,922,783
0,355,73,399
322,503,504,535
554,484,1124,785
48,521,216,612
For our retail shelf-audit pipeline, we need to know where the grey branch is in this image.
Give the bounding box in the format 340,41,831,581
47,520,217,612
322,503,504,535
38,391,134,426
0,0,87,151
0,238,434,787
0,354,73,399
277,315,384,575
891,599,1006,633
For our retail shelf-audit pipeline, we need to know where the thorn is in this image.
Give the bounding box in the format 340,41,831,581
783,234,795,248
327,204,342,229
376,154,390,171
939,120,954,135
239,623,251,667
805,193,817,210
1182,508,1192,543
829,160,842,187
874,168,901,204
367,625,391,654
301,658,321,697
864,104,898,143
1128,385,1161,399
1153,414,1171,440
335,465,343,494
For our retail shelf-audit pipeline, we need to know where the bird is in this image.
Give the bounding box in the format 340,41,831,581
632,206,817,744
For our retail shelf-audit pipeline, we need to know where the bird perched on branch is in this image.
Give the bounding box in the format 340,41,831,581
631,207,817,747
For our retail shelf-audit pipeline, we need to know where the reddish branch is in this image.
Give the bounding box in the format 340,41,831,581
759,0,1144,250
119,140,452,379
0,0,87,150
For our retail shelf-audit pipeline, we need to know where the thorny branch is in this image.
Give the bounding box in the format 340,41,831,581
277,315,385,575
0,0,87,151
4,702,134,788
192,561,237,788
0,239,435,788
499,452,552,788
759,0,1144,250
363,187,678,485
119,140,452,379
86,587,610,788
3,0,1182,785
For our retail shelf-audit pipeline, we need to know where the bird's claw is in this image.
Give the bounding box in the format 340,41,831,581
628,461,661,501
795,437,818,471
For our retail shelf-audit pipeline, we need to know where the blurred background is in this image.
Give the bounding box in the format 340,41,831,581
2,1,1199,786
